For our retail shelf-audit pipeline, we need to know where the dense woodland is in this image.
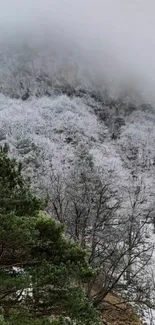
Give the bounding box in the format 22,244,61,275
0,41,155,324
0,146,101,325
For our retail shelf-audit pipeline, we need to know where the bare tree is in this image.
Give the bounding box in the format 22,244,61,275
47,148,154,311
90,177,154,308
47,171,69,224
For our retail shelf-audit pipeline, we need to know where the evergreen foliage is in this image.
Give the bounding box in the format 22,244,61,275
0,146,100,325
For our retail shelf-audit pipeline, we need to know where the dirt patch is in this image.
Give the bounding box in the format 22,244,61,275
100,293,142,325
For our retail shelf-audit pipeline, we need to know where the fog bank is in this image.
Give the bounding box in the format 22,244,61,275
0,0,155,101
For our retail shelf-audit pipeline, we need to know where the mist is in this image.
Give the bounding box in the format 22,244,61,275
0,0,155,101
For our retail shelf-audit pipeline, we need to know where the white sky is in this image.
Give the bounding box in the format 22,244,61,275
0,0,155,99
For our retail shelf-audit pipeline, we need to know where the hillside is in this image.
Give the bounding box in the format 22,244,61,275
0,86,154,322
0,39,154,325
0,86,154,197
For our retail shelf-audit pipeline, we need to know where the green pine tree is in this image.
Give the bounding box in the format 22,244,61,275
0,146,100,325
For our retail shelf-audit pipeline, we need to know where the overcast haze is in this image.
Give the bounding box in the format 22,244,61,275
0,0,155,100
